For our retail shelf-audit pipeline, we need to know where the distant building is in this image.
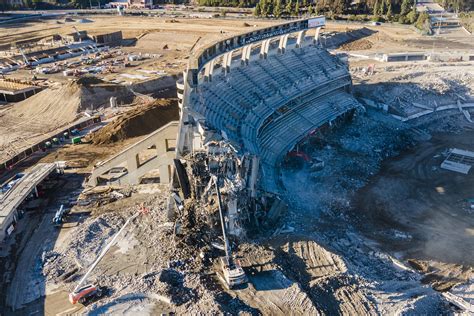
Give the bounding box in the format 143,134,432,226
106,0,152,8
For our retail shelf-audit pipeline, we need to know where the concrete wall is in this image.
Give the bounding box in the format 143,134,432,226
88,121,179,186
81,74,180,110
93,31,123,44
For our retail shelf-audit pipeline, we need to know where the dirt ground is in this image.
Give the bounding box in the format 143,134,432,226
89,98,179,145
352,131,474,290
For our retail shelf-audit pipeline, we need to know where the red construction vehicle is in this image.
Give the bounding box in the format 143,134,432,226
69,284,102,304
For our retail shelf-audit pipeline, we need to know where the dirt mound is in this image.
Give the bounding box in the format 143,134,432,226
91,98,179,145
1,82,82,128
0,82,83,162
340,38,373,51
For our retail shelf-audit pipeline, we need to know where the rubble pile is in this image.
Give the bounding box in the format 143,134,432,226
353,63,474,117
40,188,256,313
78,185,134,207
282,109,415,214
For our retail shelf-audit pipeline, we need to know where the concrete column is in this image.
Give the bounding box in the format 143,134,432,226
204,59,215,82
227,198,240,236
127,153,139,183
127,153,139,173
296,30,306,48
241,44,252,65
260,39,271,59
222,51,233,74
314,27,322,45
176,69,193,156
248,156,259,198
159,164,170,184
278,34,289,54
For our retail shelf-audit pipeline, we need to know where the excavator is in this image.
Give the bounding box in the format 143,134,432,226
213,176,247,290
69,206,147,304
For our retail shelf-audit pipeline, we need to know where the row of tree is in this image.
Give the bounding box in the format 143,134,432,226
436,0,473,12
252,0,431,23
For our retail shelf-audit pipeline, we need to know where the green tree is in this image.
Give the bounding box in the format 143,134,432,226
373,0,379,15
307,4,314,14
302,0,307,7
294,0,300,15
274,0,282,17
406,9,418,23
261,0,270,16
285,0,293,14
254,1,262,15
415,11,429,29
400,0,411,15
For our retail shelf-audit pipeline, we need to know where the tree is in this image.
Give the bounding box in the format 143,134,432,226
373,0,379,15
386,0,393,17
415,11,429,29
334,0,344,14
307,4,314,15
261,0,270,16
294,0,300,15
285,0,293,15
254,1,262,15
406,9,418,23
400,0,411,15
379,0,385,15
274,0,282,17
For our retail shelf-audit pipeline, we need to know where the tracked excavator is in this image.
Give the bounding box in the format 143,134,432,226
213,176,247,289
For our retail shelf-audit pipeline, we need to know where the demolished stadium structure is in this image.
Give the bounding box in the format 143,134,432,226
171,17,362,237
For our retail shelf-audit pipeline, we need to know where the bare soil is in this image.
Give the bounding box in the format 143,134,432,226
89,98,179,145
352,130,474,290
